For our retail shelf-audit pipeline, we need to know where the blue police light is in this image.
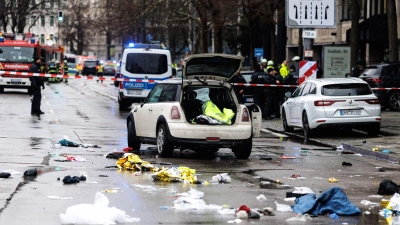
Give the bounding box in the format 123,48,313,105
30,39,35,44
0,37,4,43
113,60,116,63
128,43,134,47
100,60,104,64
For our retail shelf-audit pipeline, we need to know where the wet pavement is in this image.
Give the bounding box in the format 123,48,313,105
0,80,400,224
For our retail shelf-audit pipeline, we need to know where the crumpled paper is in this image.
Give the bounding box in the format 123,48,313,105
115,153,158,171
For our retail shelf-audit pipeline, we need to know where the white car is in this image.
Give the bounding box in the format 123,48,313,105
126,54,262,159
282,78,381,137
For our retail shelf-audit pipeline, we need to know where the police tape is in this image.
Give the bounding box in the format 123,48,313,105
0,71,156,83
0,71,398,91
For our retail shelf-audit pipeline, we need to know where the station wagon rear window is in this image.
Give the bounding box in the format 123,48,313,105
322,83,372,96
125,53,168,75
185,57,241,78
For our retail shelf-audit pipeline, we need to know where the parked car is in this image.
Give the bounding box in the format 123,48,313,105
282,78,381,138
359,63,400,111
103,64,117,76
126,54,262,159
81,60,97,76
239,70,254,104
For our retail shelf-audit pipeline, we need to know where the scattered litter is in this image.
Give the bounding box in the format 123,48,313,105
99,175,109,177
173,188,222,210
235,205,260,219
217,208,236,215
116,153,158,171
360,200,379,206
54,143,61,149
105,152,124,159
292,187,315,194
59,192,140,224
24,168,38,177
364,211,371,215
66,156,88,162
47,196,73,200
281,155,295,159
256,194,267,201
102,189,118,193
227,219,242,223
328,177,338,183
62,175,86,184
261,207,275,216
59,139,79,147
369,195,383,198
336,145,344,151
330,213,339,219
292,187,361,216
382,150,391,154
275,201,292,212
259,157,273,160
377,179,399,195
210,173,231,183
159,206,168,210
0,172,11,178
286,214,312,222
0,170,21,175
123,147,133,152
152,167,198,183
342,162,352,166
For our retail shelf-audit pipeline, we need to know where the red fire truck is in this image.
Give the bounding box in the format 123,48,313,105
0,32,64,94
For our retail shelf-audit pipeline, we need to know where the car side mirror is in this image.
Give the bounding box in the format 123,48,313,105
140,102,144,108
285,92,292,98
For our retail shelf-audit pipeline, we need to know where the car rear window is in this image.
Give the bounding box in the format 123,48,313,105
84,61,97,67
322,83,372,96
362,66,379,76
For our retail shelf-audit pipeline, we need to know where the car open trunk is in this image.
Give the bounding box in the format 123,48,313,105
181,86,238,125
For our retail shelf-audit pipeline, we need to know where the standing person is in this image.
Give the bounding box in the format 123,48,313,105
261,59,268,72
229,71,246,101
96,61,104,83
250,65,267,114
272,68,284,119
29,56,45,117
351,62,361,77
279,60,289,79
47,59,57,84
63,60,69,83
266,60,274,70
263,68,276,120
316,61,323,78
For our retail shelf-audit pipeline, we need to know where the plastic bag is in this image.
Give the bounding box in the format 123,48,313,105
390,193,400,211
194,88,210,102
275,201,292,212
210,173,231,183
286,214,311,222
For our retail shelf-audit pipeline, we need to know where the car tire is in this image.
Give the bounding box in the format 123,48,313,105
282,109,294,132
387,92,400,111
367,124,380,137
302,111,314,138
118,97,129,111
0,87,4,93
157,124,174,157
233,138,252,159
127,120,141,150
114,81,119,87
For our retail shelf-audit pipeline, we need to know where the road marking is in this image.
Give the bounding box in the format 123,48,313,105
82,83,117,100
261,128,288,138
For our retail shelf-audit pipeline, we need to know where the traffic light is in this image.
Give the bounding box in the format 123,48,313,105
58,10,63,22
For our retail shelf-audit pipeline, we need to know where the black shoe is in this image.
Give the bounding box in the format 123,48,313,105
31,112,35,115
39,111,45,114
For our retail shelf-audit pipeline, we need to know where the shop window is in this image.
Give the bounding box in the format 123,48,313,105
41,15,45,27
40,34,45,44
50,16,54,26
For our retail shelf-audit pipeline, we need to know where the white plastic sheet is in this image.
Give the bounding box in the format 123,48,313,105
59,192,140,224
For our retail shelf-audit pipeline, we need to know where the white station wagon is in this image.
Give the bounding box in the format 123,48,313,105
126,54,262,159
282,78,381,137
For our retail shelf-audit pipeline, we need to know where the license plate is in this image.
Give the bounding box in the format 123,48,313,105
340,109,361,115
127,90,142,95
245,98,254,103
11,79,22,83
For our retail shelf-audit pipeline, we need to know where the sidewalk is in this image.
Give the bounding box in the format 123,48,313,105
261,110,400,163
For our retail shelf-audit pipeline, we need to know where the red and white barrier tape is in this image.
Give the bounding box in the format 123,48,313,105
232,83,298,88
0,71,155,83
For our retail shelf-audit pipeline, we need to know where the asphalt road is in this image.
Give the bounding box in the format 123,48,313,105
0,79,398,225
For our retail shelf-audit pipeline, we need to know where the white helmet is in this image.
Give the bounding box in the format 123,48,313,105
56,60,59,64
292,56,300,61
261,58,267,63
267,60,274,66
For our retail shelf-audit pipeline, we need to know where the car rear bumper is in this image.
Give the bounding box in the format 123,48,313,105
119,92,146,103
168,122,252,140
310,117,381,129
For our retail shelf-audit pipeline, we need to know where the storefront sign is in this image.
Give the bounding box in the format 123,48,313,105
323,46,351,78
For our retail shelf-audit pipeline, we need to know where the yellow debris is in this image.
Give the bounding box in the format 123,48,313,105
328,177,338,183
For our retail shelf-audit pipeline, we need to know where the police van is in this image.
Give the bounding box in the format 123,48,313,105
118,44,172,110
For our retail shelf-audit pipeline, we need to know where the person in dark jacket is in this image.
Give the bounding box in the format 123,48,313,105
229,71,246,101
29,56,45,117
272,68,284,119
250,64,266,114
351,62,361,77
263,68,276,120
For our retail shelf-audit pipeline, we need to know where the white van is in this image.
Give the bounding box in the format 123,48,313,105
118,46,172,110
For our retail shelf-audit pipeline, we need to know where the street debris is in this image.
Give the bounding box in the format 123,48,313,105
59,191,140,224
116,153,158,171
328,177,339,183
291,187,361,216
152,166,199,184
256,194,267,201
0,172,11,178
275,201,292,212
342,162,353,166
210,173,231,183
23,168,38,177
47,196,73,200
285,214,312,222
235,205,260,219
62,175,86,184
377,179,399,195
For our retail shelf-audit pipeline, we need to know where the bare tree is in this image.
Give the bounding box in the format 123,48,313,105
387,0,399,62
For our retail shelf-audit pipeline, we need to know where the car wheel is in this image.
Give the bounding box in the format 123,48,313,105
233,139,252,159
157,124,174,157
127,120,141,150
282,109,294,132
114,81,119,87
367,124,380,137
387,92,400,111
302,111,314,138
118,97,129,111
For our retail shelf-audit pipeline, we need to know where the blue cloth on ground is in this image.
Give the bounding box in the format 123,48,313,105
292,186,361,216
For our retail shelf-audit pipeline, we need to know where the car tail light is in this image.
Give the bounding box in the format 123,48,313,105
170,106,181,120
366,77,382,83
355,99,380,104
242,108,250,122
314,100,345,106
206,137,220,141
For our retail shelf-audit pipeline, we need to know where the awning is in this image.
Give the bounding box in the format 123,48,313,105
346,14,388,43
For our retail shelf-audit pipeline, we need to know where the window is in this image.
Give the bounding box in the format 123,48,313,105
41,16,45,26
49,16,54,26
370,0,386,16
300,83,312,96
309,84,317,94
40,34,45,44
50,34,54,40
159,84,178,102
322,84,373,96
292,83,306,97
63,0,67,8
145,84,164,103
342,0,365,20
41,0,45,9
125,53,168,75
31,16,36,26
50,0,54,8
